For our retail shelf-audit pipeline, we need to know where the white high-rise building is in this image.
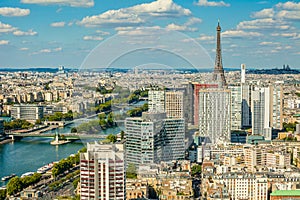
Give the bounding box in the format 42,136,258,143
229,85,242,130
148,90,165,113
270,83,283,130
241,64,246,84
251,88,271,139
80,142,125,200
125,112,185,167
198,89,231,144
251,84,283,140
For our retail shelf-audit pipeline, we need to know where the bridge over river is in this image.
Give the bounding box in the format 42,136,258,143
9,132,107,140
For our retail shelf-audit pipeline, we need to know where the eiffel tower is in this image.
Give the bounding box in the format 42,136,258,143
212,20,227,87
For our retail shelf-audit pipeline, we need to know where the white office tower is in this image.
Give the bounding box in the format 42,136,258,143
229,85,242,130
198,89,231,144
125,112,185,167
148,90,165,113
270,83,283,130
241,64,246,84
80,142,125,200
251,88,272,140
251,84,283,140
165,90,184,119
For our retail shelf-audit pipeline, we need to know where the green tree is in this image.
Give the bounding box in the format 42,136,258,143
7,176,22,196
0,189,6,200
283,122,298,132
191,164,202,176
99,119,107,129
98,113,106,120
126,163,137,179
72,177,80,189
35,119,42,125
71,127,77,133
106,134,117,143
120,131,125,140
4,119,34,131
107,112,114,127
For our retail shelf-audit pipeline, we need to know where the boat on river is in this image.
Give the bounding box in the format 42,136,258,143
1,174,16,181
37,162,54,174
21,172,34,178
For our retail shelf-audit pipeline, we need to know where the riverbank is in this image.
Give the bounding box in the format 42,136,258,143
0,138,13,145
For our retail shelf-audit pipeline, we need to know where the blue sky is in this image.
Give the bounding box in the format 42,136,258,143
0,0,300,69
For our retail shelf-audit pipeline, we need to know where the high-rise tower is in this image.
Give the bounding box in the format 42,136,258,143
212,21,227,87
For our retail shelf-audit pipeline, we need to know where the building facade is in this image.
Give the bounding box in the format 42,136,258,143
11,104,44,121
125,112,185,167
148,90,165,113
80,142,125,200
164,91,184,119
229,85,242,130
198,89,231,144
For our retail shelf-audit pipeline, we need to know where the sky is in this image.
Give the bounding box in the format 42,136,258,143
0,0,300,70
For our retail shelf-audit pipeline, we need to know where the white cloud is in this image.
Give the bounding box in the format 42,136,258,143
222,30,262,38
0,40,9,45
95,30,110,35
271,32,300,39
21,0,94,7
197,34,214,41
276,1,300,10
0,21,17,33
40,49,51,53
19,47,29,51
78,10,144,27
13,29,37,36
259,41,280,45
251,8,274,18
275,45,292,50
50,21,65,27
0,7,30,17
83,35,104,41
78,0,191,27
196,0,230,7
53,47,62,51
116,26,161,36
115,27,134,31
185,17,202,26
33,47,62,54
237,18,290,30
126,0,191,17
277,10,300,20
165,23,197,32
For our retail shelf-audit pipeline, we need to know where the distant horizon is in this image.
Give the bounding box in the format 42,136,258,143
0,65,299,72
0,0,300,68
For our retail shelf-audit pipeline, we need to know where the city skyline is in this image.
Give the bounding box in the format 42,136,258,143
0,0,300,69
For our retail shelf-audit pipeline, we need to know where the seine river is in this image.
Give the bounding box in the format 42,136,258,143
0,119,121,186
0,101,145,186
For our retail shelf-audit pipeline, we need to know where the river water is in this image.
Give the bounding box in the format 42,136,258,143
0,117,122,186
0,101,145,186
